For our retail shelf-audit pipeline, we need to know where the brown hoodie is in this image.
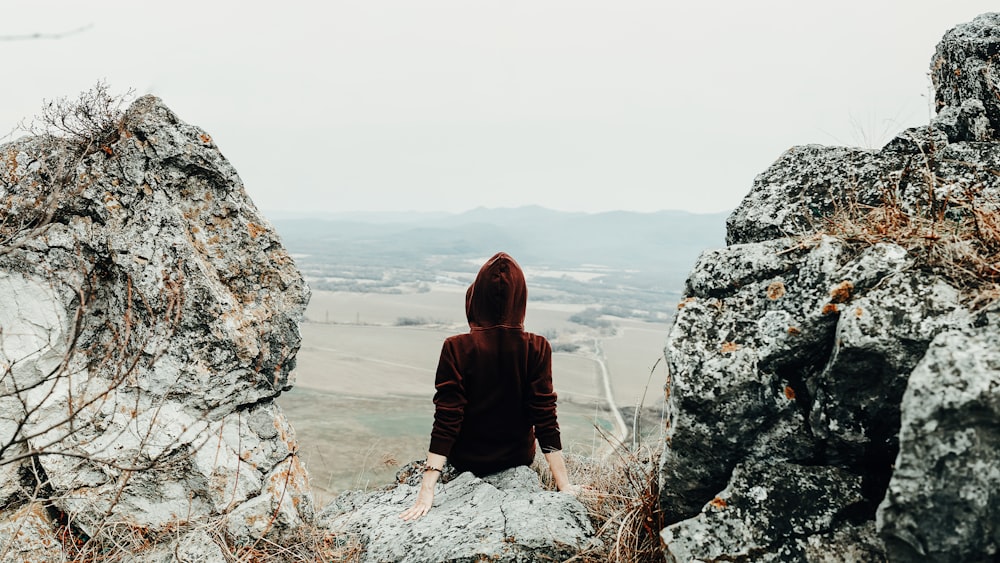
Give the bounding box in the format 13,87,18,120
428,252,562,475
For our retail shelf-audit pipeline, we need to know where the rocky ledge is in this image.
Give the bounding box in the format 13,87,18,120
659,12,1000,562
318,465,595,563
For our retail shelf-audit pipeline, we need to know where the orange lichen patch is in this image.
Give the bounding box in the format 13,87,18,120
269,250,292,266
199,133,212,144
100,145,114,157
821,303,839,315
854,307,864,318
709,497,727,510
766,281,786,300
784,386,796,400
829,280,854,303
247,222,266,239
677,297,697,309
787,326,801,335
273,417,293,445
720,341,740,354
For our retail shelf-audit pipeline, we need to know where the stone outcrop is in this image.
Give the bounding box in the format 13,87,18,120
318,465,595,563
662,461,883,562
660,13,1000,562
876,320,1000,562
0,95,311,556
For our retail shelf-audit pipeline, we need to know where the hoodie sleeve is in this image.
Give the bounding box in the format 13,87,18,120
429,338,467,457
527,336,562,453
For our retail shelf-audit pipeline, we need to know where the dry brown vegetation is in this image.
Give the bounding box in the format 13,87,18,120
803,153,1000,309
534,443,664,563
51,520,364,563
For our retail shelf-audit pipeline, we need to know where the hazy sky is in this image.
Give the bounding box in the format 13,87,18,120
1,2,997,216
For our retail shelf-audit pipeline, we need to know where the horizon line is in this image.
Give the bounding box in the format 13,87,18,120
261,204,734,219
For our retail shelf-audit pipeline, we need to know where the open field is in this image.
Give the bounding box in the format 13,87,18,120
278,287,670,503
278,389,627,506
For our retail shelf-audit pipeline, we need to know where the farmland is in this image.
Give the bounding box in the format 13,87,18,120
277,286,670,504
269,207,725,502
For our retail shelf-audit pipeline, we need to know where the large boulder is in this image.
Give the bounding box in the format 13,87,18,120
876,320,1000,561
0,94,311,553
318,465,595,563
660,237,968,524
660,13,1000,561
931,12,1000,140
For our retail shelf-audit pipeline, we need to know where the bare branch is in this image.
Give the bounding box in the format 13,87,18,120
0,24,93,42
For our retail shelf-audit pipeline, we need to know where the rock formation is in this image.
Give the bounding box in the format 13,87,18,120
318,465,595,563
659,12,1000,562
0,94,312,557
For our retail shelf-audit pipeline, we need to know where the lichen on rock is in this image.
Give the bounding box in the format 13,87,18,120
0,93,312,556
660,12,1000,562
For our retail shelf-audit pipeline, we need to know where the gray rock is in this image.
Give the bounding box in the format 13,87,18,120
660,236,847,520
809,271,968,491
318,466,595,563
0,504,65,563
931,13,1000,140
661,461,884,562
123,530,226,563
876,324,1000,562
661,237,954,522
728,13,1000,247
726,145,903,245
661,13,1000,560
0,95,311,548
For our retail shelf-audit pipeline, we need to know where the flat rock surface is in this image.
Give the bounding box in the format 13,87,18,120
318,466,594,563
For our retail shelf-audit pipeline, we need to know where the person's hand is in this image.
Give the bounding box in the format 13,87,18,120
400,486,434,521
559,483,583,496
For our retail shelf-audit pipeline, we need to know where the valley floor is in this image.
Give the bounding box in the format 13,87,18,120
278,286,669,504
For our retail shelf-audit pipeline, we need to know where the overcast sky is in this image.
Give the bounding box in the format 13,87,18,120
2,2,997,216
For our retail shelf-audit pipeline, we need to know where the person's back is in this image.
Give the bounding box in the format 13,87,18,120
401,252,576,521
433,327,558,475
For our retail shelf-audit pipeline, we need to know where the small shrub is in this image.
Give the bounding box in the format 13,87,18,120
27,81,134,156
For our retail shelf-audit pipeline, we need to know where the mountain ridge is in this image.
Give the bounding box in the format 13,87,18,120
270,205,729,296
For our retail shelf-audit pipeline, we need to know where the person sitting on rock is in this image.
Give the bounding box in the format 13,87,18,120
400,252,577,521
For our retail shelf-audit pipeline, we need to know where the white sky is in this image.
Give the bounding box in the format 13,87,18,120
1,2,997,215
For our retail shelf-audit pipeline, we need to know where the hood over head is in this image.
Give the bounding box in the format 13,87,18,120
466,252,527,330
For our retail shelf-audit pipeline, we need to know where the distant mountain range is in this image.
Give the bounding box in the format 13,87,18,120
269,205,729,305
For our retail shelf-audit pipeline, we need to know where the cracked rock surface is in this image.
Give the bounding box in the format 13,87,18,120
662,461,883,562
318,465,594,563
0,95,311,554
660,13,1000,562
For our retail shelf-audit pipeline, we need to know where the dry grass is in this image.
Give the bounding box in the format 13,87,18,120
805,157,1000,309
44,517,365,562
535,443,665,563
224,525,364,563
